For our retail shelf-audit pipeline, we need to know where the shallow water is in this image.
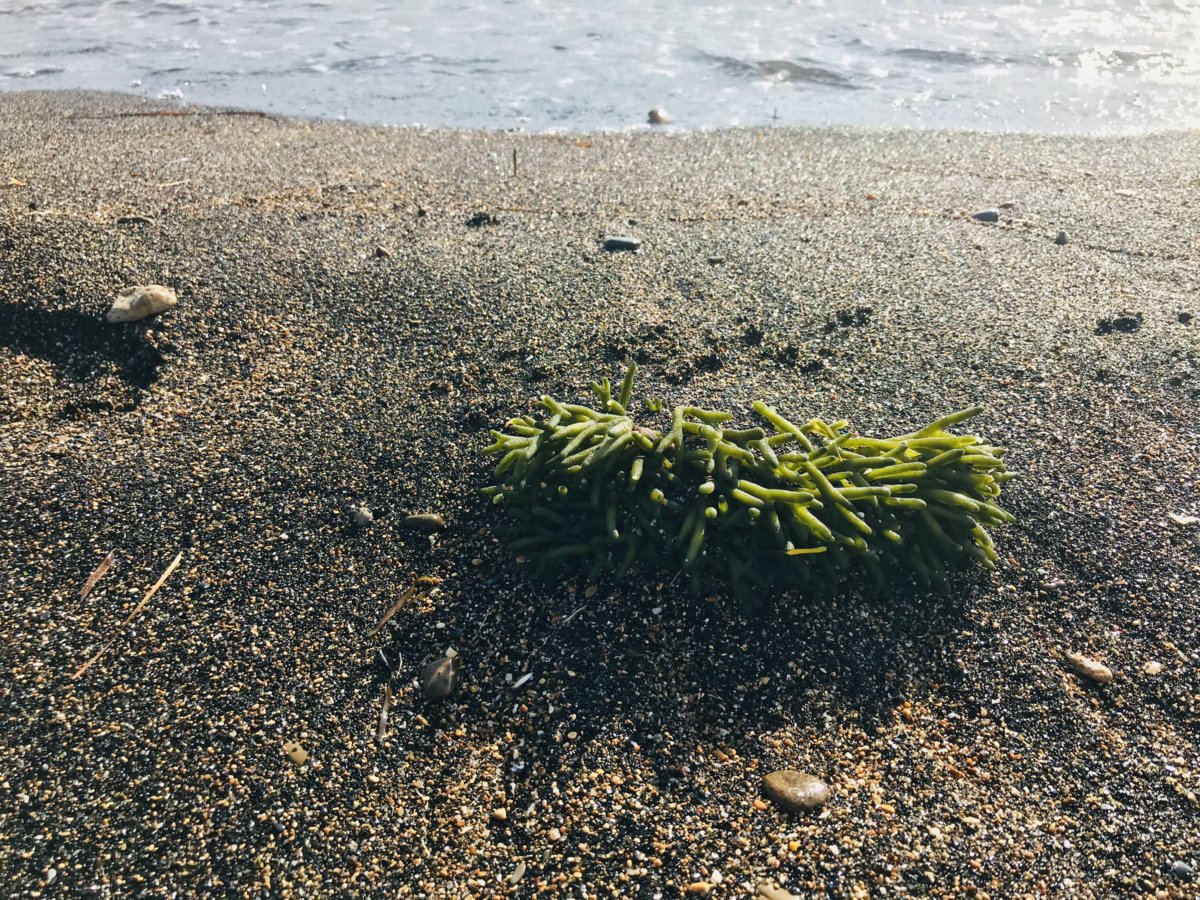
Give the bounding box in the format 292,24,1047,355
2,0,1198,133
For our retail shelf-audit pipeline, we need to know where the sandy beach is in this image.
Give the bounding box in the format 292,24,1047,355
1,90,1198,897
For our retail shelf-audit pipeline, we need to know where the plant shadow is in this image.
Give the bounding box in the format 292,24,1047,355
376,545,976,811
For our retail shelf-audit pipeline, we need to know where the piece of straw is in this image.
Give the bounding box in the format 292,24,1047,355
366,575,441,638
71,551,182,680
79,550,115,599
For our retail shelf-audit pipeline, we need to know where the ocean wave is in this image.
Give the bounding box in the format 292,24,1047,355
699,53,859,90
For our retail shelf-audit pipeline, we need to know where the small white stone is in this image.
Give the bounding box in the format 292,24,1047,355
107,284,178,323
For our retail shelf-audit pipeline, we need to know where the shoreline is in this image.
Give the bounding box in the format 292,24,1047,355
2,90,1198,897
5,87,1200,140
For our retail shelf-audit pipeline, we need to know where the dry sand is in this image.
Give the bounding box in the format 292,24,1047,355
1,90,1198,897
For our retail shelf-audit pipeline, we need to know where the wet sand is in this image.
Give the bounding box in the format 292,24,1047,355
1,91,1198,897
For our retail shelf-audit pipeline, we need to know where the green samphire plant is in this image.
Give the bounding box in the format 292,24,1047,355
482,364,1015,604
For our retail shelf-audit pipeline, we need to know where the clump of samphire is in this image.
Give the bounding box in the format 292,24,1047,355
483,365,1014,605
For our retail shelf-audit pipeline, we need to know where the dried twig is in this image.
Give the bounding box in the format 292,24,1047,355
71,551,182,680
73,110,275,121
79,550,115,599
366,575,441,637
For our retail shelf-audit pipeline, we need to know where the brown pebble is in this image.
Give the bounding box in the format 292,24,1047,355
374,245,393,258
761,770,830,813
282,740,308,765
1067,652,1113,684
404,513,445,533
757,882,800,900
491,808,507,821
686,882,712,894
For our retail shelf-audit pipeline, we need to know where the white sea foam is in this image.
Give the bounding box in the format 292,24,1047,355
0,0,1197,133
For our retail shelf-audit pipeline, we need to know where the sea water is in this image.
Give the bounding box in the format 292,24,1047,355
2,0,1198,133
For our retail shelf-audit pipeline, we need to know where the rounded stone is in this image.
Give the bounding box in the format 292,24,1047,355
403,513,445,532
761,770,830,812
602,235,641,252
1067,652,1113,684
350,504,374,528
972,208,1000,222
107,284,178,323
1055,230,1069,245
1169,860,1194,881
647,107,671,125
421,656,461,699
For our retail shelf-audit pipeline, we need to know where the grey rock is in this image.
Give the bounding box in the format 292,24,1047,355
762,770,830,813
350,504,374,528
403,513,445,532
1169,860,1194,881
374,245,393,258
972,208,1001,223
647,107,671,125
421,656,461,699
107,284,177,323
603,236,641,252
1055,230,1069,245
706,256,726,265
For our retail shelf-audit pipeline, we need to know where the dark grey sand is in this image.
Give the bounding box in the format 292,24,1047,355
2,91,1198,897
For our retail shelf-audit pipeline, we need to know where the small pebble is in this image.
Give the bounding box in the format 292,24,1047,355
282,740,308,765
706,256,725,265
1170,860,1194,880
761,770,830,813
686,882,712,894
107,284,178,323
1067,652,1113,684
350,504,374,528
1179,311,1194,324
1055,230,1068,245
602,236,641,252
972,208,1000,222
491,807,507,821
374,245,393,258
1143,660,1163,675
647,107,671,125
547,827,562,841
421,656,460,699
403,513,445,532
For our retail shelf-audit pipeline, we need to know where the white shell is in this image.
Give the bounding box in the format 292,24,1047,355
107,284,178,323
